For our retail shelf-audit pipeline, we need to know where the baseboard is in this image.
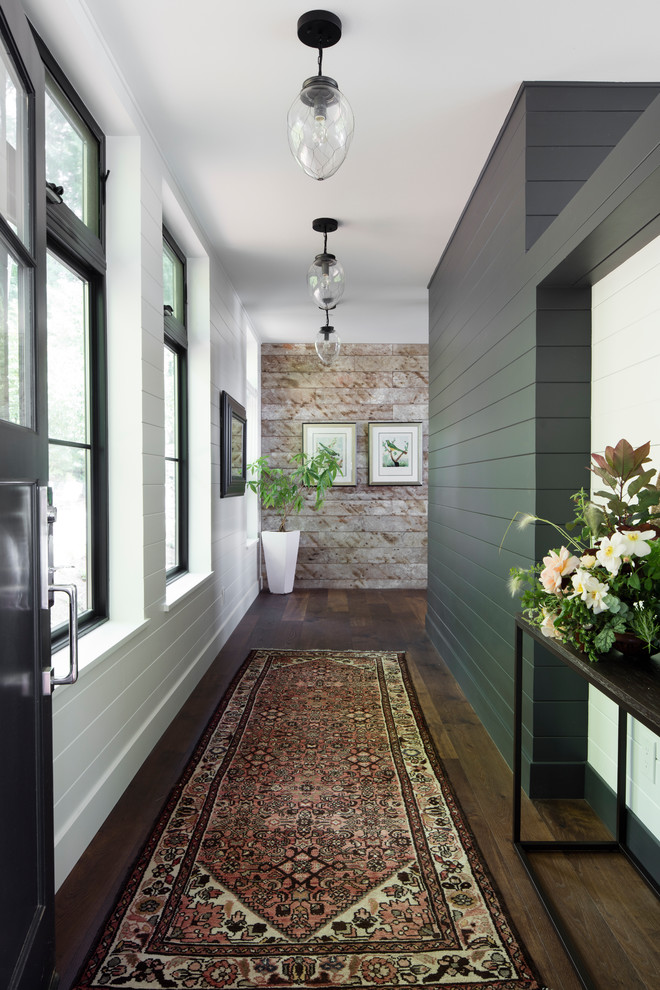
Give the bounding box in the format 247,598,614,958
54,579,260,890
585,763,660,887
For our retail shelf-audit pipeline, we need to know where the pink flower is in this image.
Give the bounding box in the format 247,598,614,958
539,547,580,594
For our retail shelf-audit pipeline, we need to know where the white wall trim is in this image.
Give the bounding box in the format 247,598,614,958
163,571,214,612
590,233,660,841
54,577,259,889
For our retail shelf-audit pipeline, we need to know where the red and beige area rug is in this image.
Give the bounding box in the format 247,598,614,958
74,650,549,989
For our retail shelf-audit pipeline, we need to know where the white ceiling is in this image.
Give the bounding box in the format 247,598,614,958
25,0,660,344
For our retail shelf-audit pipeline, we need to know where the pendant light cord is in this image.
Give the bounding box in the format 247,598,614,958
317,47,323,77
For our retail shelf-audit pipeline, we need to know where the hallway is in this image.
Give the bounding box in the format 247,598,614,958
55,589,659,989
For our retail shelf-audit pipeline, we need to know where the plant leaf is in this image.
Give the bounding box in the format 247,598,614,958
591,452,610,473
611,438,635,479
594,627,615,654
632,440,651,470
591,466,617,489
627,469,656,498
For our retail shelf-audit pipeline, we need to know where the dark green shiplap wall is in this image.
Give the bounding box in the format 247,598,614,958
427,93,535,763
427,82,660,793
526,84,660,248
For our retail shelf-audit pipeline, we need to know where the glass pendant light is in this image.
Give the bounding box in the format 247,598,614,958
316,311,341,366
307,218,345,310
287,11,354,181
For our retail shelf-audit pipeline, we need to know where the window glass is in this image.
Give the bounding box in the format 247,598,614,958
164,343,180,571
46,255,89,443
0,43,30,245
163,239,184,324
45,75,99,234
48,443,90,627
165,455,178,572
1,38,33,429
164,344,177,459
0,243,32,427
47,251,92,628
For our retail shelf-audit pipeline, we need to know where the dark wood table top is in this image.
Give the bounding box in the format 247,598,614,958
516,614,660,736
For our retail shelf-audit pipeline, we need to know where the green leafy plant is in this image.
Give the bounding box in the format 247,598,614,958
504,440,660,662
247,443,341,533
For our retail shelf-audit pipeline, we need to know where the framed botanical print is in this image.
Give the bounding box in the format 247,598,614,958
302,422,357,486
368,422,423,485
220,391,247,497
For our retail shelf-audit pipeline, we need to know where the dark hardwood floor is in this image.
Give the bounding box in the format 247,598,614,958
55,589,660,990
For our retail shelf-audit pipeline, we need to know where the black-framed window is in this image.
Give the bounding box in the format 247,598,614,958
163,228,188,578
41,44,108,644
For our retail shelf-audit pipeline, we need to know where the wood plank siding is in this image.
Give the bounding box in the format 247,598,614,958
525,83,660,247
426,77,660,887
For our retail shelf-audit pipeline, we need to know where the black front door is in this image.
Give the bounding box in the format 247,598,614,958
0,2,55,988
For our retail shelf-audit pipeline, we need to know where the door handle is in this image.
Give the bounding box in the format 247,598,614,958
50,584,79,686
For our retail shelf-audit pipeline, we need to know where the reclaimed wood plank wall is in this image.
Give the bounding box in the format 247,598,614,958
260,342,428,589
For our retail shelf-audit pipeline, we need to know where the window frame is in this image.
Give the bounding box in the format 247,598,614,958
38,36,108,648
163,226,188,580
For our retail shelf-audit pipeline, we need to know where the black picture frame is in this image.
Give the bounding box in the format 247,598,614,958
220,391,247,497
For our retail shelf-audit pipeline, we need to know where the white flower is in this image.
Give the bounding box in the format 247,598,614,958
570,569,589,598
595,534,625,575
570,569,611,613
580,554,597,569
540,611,561,639
617,529,656,558
583,582,610,614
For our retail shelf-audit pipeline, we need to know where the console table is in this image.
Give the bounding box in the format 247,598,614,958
513,614,660,990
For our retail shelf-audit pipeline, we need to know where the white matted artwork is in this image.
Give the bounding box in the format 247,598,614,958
368,422,423,485
302,422,357,486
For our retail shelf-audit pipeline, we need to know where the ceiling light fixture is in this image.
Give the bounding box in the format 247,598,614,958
307,217,345,310
316,310,341,366
287,10,354,181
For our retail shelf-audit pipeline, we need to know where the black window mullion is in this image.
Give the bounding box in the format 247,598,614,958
176,344,188,574
90,265,108,619
164,338,188,579
46,201,106,273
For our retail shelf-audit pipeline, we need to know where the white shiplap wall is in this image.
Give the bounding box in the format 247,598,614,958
24,0,260,888
591,236,660,839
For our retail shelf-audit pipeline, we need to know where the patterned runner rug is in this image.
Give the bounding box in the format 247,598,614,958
73,650,548,989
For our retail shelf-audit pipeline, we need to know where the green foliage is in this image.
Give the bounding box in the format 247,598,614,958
247,443,341,533
566,488,605,544
589,439,660,530
630,604,660,651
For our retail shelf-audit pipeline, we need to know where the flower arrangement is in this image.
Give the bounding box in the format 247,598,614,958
506,440,660,662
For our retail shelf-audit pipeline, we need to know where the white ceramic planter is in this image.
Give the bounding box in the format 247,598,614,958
261,530,301,594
